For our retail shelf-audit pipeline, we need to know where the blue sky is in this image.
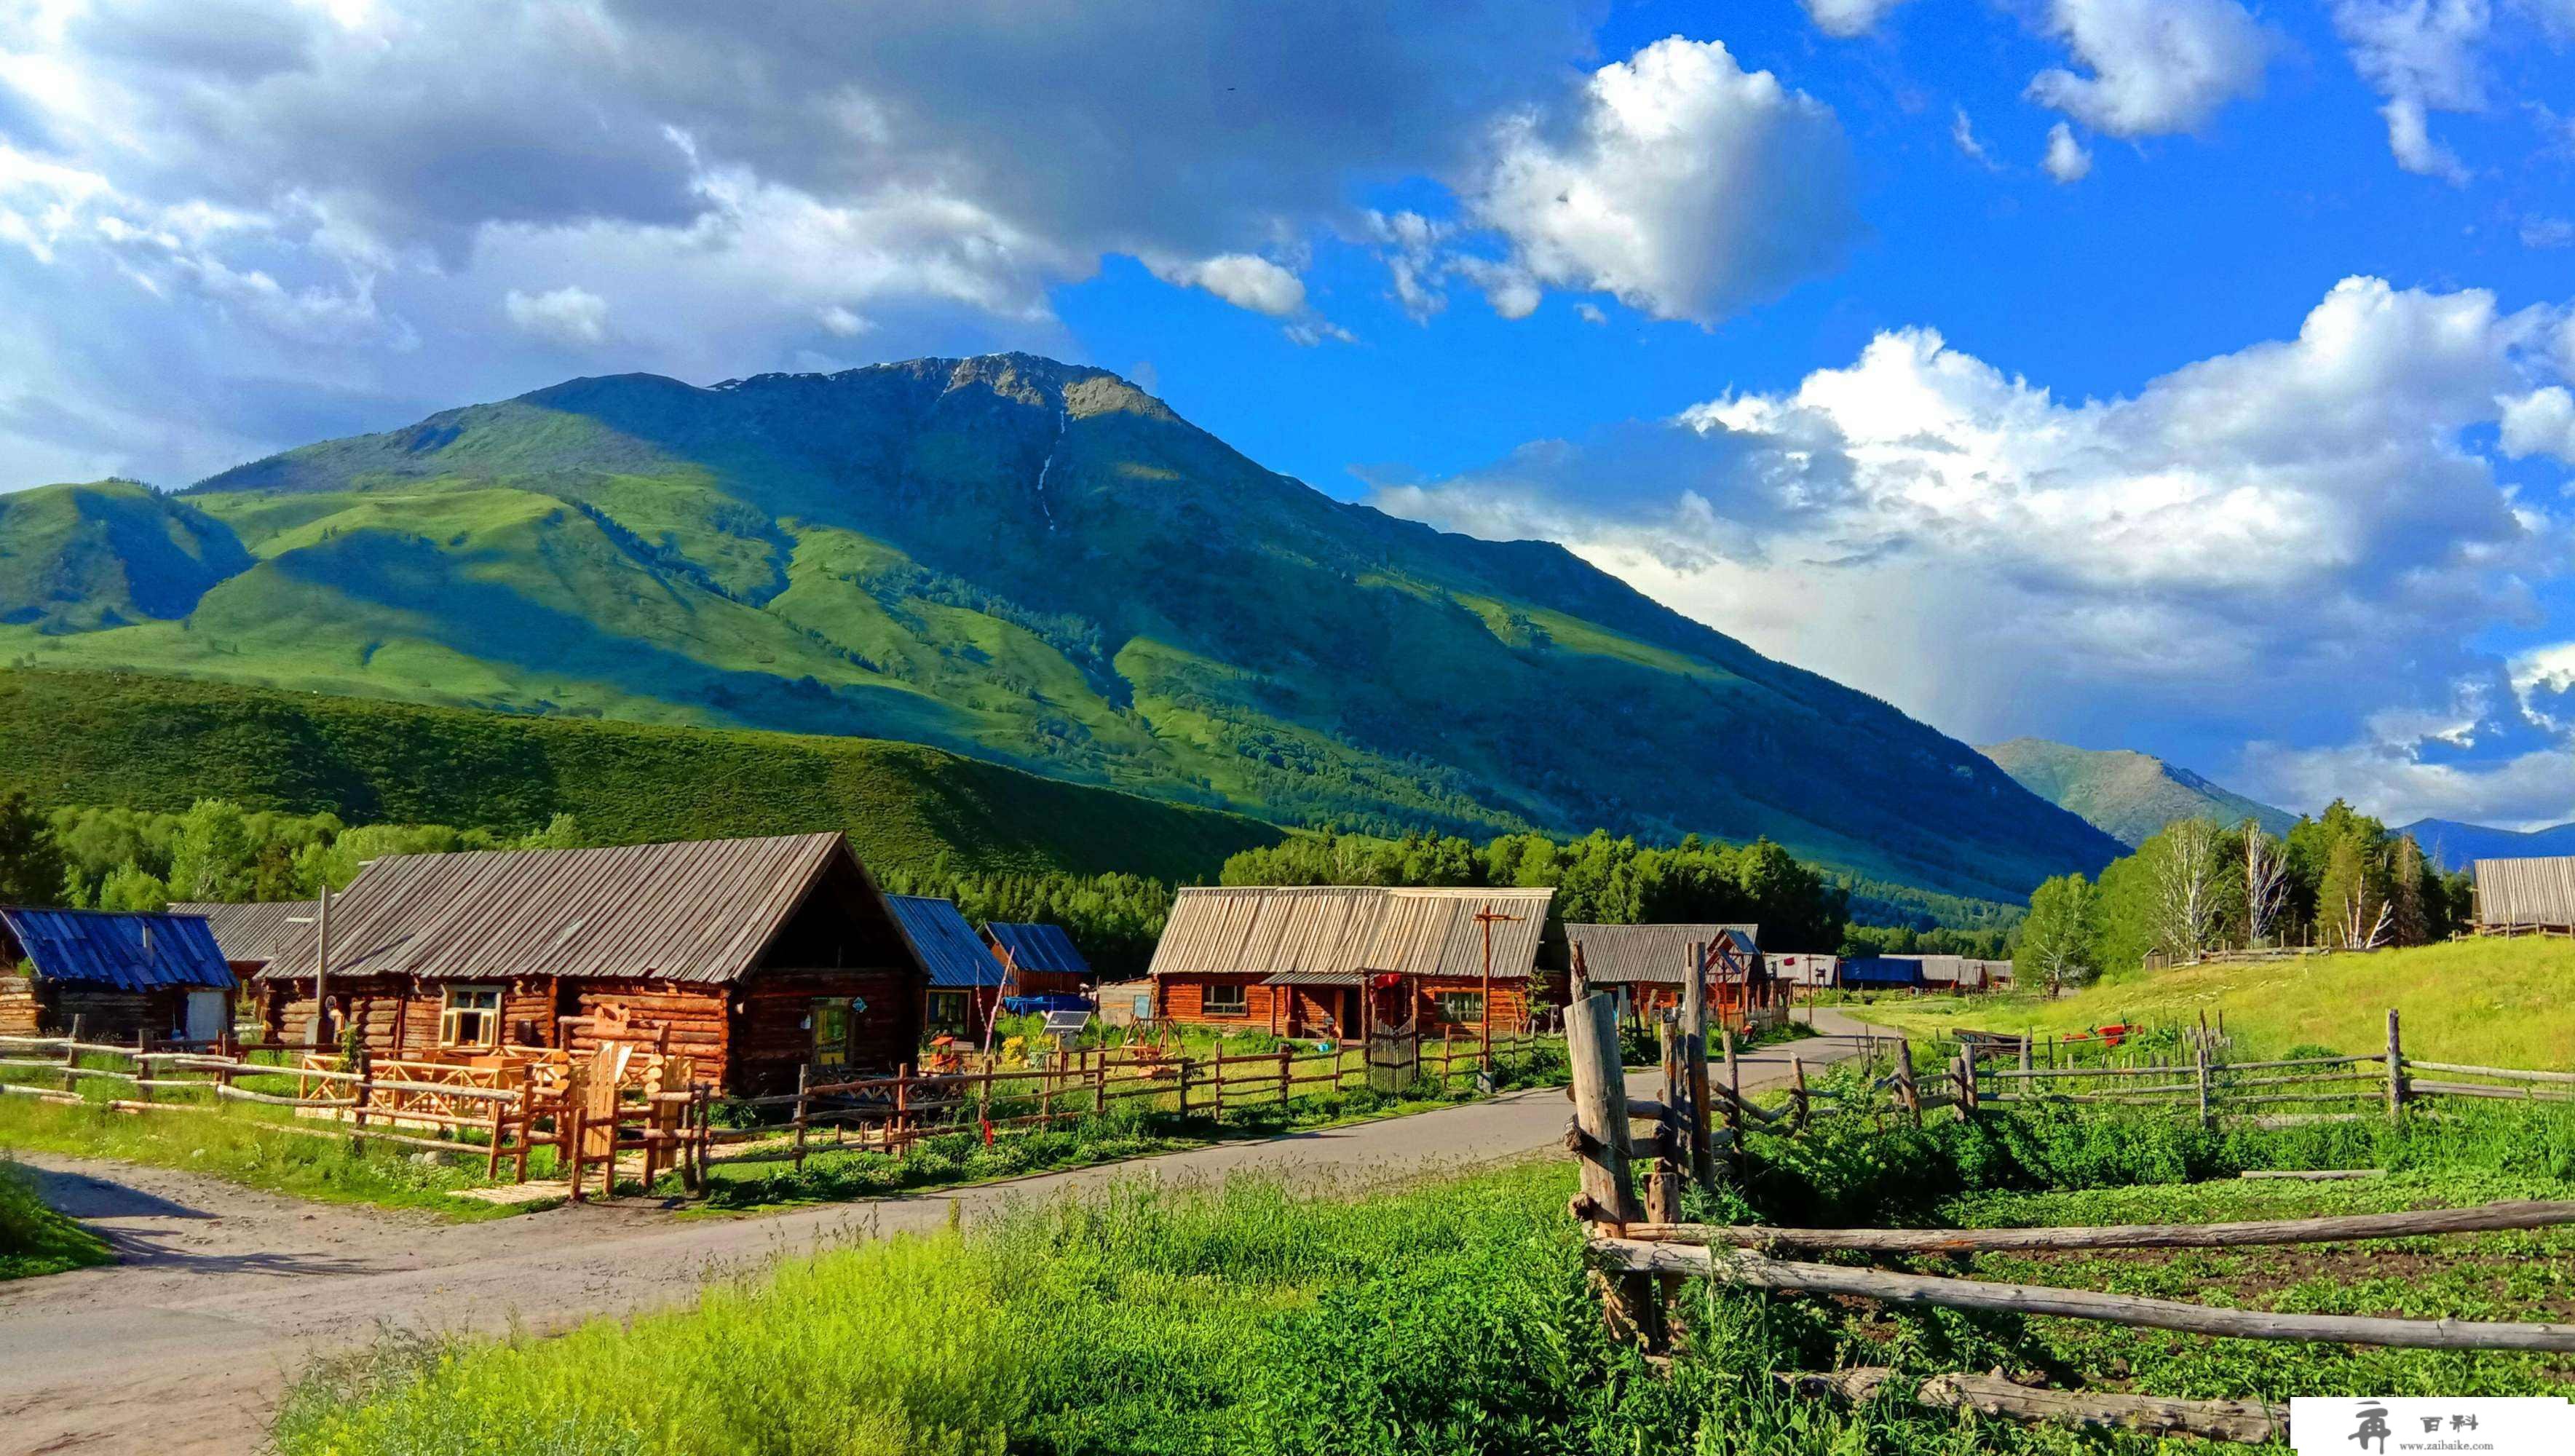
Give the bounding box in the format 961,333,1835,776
2,0,2573,827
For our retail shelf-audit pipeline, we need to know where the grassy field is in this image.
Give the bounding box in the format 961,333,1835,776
273,1095,2575,1455
0,666,1283,882
0,1160,111,1281
1837,938,2575,1067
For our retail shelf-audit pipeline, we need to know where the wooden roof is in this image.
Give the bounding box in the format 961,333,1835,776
1565,923,1760,986
2475,856,2575,926
170,900,316,965
257,833,879,986
1148,885,1554,982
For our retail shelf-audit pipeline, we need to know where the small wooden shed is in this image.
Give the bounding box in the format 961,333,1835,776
1149,885,1554,1037
984,922,1093,996
0,907,237,1042
2474,856,2575,933
1564,923,1766,1021
253,834,930,1095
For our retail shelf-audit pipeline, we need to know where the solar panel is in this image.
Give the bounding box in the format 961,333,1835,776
1043,1009,1092,1035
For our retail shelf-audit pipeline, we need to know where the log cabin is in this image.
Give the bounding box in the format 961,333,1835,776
883,894,1008,1039
1564,923,1769,1024
252,833,930,1094
1150,885,1554,1037
984,921,1093,997
0,907,237,1042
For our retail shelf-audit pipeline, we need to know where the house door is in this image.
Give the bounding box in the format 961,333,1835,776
185,990,229,1044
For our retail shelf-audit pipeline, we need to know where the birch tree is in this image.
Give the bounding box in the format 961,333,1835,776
2152,817,2224,960
2242,821,2287,949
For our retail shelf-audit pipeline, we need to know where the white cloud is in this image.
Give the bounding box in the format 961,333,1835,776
1146,253,1308,317
1369,277,2575,826
1466,36,1859,326
2333,0,2490,181
1800,0,1915,39
2044,123,2095,181
2027,0,2273,137
1952,107,2000,168
1575,301,1608,324
0,0,1610,483
2524,216,2575,248
2500,385,2575,459
503,285,608,347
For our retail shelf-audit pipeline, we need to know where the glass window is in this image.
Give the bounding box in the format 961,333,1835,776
1435,991,1486,1026
439,984,502,1047
1203,984,1247,1016
812,1000,850,1066
927,989,970,1033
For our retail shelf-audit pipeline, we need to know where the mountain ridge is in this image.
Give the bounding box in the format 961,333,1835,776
1978,736,2295,847
2398,818,2575,874
1,353,2125,899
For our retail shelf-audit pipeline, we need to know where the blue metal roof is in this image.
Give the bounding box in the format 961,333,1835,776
0,908,236,992
985,921,1091,977
1839,956,1925,987
885,895,1008,988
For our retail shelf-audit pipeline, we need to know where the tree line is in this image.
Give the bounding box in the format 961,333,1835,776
2013,799,2470,991
1217,828,1850,953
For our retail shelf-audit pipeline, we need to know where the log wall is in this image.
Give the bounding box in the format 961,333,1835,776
1157,973,1277,1026
1,973,39,1036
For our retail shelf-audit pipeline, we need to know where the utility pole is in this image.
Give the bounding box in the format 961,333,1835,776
1473,903,1524,1074
290,885,333,1046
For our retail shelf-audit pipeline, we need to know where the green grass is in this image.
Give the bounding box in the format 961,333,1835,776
0,1160,111,1280
699,1048,1570,1212
273,1096,2575,1456
0,666,1283,882
0,1093,541,1222
1841,938,2575,1067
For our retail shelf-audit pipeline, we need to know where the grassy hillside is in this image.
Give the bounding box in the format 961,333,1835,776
1850,938,2575,1068
0,355,2124,901
0,668,1282,882
0,480,249,633
1979,737,2294,847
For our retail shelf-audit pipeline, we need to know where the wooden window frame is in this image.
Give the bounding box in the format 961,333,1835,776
438,984,504,1048
810,1000,853,1067
1434,990,1486,1026
926,989,970,1034
1201,982,1249,1017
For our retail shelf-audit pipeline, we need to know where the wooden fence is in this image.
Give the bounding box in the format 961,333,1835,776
0,1031,708,1202
1560,995,2575,1445
721,1031,1559,1171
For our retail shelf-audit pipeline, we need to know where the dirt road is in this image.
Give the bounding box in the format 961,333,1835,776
0,1013,1887,1454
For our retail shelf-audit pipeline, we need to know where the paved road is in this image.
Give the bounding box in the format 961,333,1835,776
0,1011,1886,1454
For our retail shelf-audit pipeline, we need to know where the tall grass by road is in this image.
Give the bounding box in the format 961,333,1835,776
277,1097,2575,1456
0,1160,111,1281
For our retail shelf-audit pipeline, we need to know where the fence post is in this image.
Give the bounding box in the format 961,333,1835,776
486,1096,506,1181
133,1029,151,1104
2386,1009,2406,1121
61,1013,80,1093
1563,989,1656,1349
1093,1056,1107,1117
1278,1046,1290,1108
563,1069,587,1203
1680,943,1717,1195
1897,1039,1919,1123
2196,1034,2212,1128
792,1061,811,1173
1790,1053,1808,1130
352,1044,372,1141
2020,1034,2033,1077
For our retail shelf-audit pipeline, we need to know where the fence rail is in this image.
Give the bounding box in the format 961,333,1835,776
1556,996,2575,1441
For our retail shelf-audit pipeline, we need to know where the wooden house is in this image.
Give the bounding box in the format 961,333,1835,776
170,900,315,981
253,834,930,1095
984,921,1092,997
884,895,1008,1037
1564,923,1768,1021
0,907,237,1042
2474,856,2575,934
1149,885,1554,1037
1839,955,1926,992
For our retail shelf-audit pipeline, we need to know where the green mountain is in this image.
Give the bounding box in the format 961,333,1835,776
1977,737,2296,848
0,479,250,632
0,354,2122,899
0,668,1281,882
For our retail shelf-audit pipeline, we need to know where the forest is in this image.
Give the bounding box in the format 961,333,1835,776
2012,799,2473,990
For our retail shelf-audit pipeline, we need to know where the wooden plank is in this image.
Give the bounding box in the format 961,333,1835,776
1589,1240,2575,1350
1620,1199,2575,1254
1916,1374,2285,1444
